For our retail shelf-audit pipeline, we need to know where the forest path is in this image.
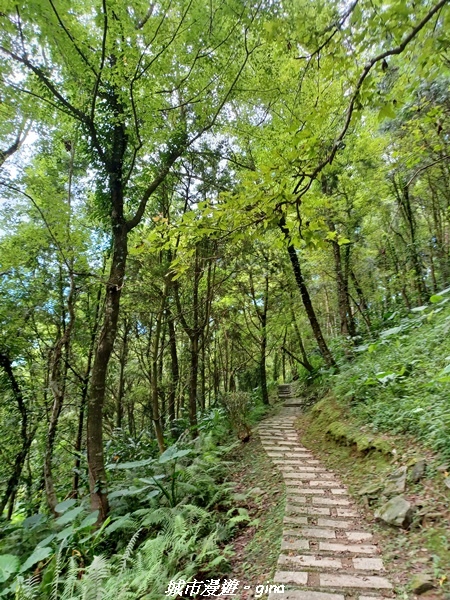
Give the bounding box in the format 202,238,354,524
257,400,395,600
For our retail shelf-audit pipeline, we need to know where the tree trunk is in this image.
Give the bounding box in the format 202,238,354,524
116,321,130,429
329,223,356,338
167,307,179,429
45,271,75,514
279,218,336,369
72,275,104,498
0,353,36,517
189,335,199,429
87,221,127,522
151,289,166,453
259,335,269,405
290,306,314,372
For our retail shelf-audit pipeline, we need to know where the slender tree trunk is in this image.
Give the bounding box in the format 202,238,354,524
0,353,35,517
350,270,371,327
151,289,167,453
116,321,130,429
328,223,356,338
167,307,179,429
72,275,103,498
188,335,199,428
279,218,336,369
290,305,314,372
45,271,75,514
259,334,269,405
87,220,127,522
282,328,287,382
394,179,428,303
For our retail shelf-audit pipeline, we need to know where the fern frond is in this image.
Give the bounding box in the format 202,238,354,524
120,528,142,573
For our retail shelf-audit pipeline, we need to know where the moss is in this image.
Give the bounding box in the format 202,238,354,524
312,397,393,456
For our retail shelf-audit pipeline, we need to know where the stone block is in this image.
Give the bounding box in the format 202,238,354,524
273,571,308,585
278,554,342,569
353,558,385,571
320,573,392,589
317,519,352,529
319,542,378,554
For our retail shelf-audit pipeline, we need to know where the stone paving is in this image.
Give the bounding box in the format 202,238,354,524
257,406,395,600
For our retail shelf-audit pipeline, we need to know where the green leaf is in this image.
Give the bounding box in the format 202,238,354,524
20,547,53,573
429,294,443,303
106,457,154,470
108,486,151,500
55,506,84,526
37,534,56,548
0,555,19,583
158,446,191,464
54,499,77,513
380,325,403,337
78,511,99,529
56,525,75,541
378,103,396,120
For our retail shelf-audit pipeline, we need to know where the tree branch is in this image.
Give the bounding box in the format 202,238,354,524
293,0,449,197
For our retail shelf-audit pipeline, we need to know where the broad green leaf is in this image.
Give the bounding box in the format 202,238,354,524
108,486,151,500
56,525,75,541
158,446,191,464
20,547,53,573
55,506,84,526
106,458,154,470
54,499,77,513
78,511,99,529
0,555,19,583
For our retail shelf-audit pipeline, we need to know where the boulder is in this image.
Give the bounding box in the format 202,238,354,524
410,574,434,595
384,465,407,495
375,495,415,528
359,482,384,497
410,460,426,483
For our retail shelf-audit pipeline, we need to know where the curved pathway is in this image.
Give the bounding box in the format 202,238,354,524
257,403,394,600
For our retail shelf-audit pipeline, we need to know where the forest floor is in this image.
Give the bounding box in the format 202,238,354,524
227,395,449,600
226,429,285,599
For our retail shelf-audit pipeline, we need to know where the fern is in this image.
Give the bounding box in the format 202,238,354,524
120,528,141,573
81,556,109,600
14,574,40,600
61,557,80,600
51,542,65,600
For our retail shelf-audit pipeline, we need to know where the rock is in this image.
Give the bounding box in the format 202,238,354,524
249,487,265,496
410,460,426,483
375,495,415,528
384,466,407,495
410,574,434,595
359,482,384,497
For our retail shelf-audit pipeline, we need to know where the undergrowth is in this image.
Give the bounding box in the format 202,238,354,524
0,398,271,600
330,291,450,459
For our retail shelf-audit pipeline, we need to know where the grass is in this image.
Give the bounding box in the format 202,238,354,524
329,297,450,460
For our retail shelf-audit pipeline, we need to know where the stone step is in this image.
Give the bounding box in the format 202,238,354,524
259,405,394,600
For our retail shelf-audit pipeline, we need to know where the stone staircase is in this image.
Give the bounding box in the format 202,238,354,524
278,383,305,408
257,411,394,600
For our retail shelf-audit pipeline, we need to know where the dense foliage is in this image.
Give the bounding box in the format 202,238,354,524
1,0,449,595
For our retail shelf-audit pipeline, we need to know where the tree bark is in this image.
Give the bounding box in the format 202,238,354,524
0,353,36,517
87,220,127,522
167,307,179,429
279,217,336,369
